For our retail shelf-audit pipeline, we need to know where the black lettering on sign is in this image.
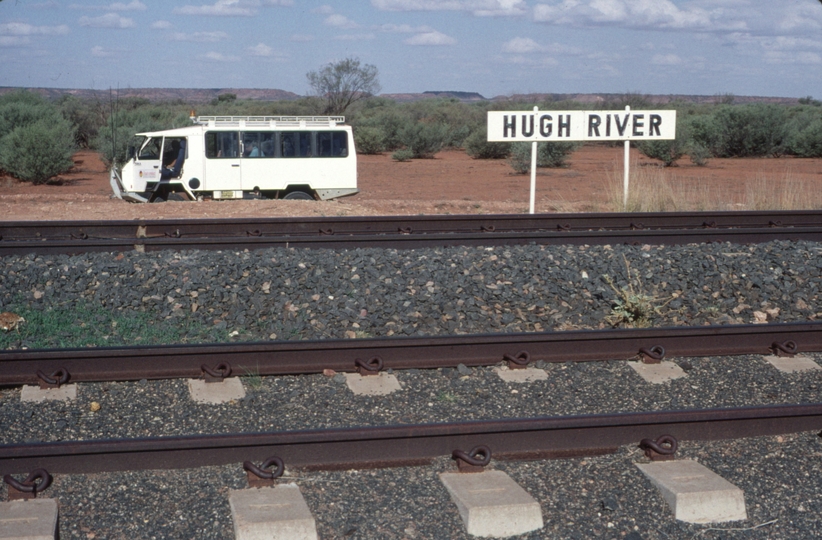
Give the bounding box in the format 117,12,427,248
503,115,516,138
558,114,571,137
522,114,535,137
588,115,601,137
606,114,611,137
632,114,644,137
650,114,662,136
540,115,553,137
615,114,629,137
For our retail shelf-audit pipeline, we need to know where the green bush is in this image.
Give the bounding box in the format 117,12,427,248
399,122,450,158
464,127,510,159
711,104,789,157
688,143,711,166
94,107,190,167
0,118,76,183
392,148,413,162
353,126,385,154
507,141,578,173
787,118,822,157
538,140,580,168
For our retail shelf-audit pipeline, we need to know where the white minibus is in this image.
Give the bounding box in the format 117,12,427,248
110,115,358,202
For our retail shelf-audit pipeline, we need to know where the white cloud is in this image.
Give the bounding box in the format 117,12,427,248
175,0,256,17
91,45,116,57
109,1,146,10
0,22,68,47
533,0,728,31
501,37,584,55
0,22,70,36
404,30,457,45
378,23,434,33
151,20,172,29
248,43,273,56
262,0,294,5
651,53,682,65
79,13,135,28
502,37,544,53
763,51,822,65
170,31,230,42
324,14,359,29
69,1,145,10
202,51,240,62
372,0,527,16
334,33,376,41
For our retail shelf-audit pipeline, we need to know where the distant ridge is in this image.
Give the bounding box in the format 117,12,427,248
0,86,803,106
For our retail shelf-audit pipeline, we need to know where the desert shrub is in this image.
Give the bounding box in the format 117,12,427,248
392,149,413,162
464,127,510,159
94,107,190,167
688,143,711,166
356,110,408,151
538,140,580,168
507,141,579,173
57,95,107,149
787,118,822,157
0,118,76,183
399,122,450,158
711,104,789,157
637,120,690,167
354,126,385,154
0,91,62,138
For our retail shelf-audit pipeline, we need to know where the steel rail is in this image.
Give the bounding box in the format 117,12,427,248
2,322,821,386
0,210,821,255
2,404,820,476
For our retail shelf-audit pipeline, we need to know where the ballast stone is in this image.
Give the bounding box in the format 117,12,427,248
635,459,747,523
439,470,543,537
0,498,58,540
229,484,317,540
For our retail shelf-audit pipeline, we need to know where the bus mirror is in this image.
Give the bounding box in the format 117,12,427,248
127,145,135,160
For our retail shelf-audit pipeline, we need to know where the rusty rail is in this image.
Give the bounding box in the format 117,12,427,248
1,322,821,385
2,404,820,476
1,210,821,255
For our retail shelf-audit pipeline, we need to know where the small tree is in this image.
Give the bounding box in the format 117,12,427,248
306,57,380,115
0,119,76,184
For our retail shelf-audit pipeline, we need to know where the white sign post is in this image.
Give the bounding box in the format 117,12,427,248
487,107,676,213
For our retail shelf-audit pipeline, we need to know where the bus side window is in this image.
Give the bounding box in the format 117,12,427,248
333,132,347,157
207,132,239,158
138,138,161,160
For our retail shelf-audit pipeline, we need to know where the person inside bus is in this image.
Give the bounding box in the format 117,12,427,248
248,142,260,157
162,140,180,168
161,139,186,180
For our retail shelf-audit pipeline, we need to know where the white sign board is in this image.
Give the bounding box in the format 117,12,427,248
487,110,676,142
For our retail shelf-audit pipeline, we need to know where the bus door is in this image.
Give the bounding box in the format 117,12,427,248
204,131,242,192
132,136,162,192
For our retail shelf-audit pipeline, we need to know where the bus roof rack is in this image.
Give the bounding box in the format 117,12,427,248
194,116,346,127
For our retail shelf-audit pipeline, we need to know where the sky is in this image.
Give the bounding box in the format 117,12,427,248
1,0,822,99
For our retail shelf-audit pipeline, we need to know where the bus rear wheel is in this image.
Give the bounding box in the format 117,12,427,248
283,190,314,200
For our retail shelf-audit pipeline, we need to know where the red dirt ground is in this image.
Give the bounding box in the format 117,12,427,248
1,146,821,221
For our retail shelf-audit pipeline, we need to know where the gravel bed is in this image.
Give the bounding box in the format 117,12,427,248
0,240,821,349
1,432,820,539
1,354,821,444
2,239,822,538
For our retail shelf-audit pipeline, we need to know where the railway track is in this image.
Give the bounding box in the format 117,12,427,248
3,212,822,537
1,209,821,254
2,322,821,385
